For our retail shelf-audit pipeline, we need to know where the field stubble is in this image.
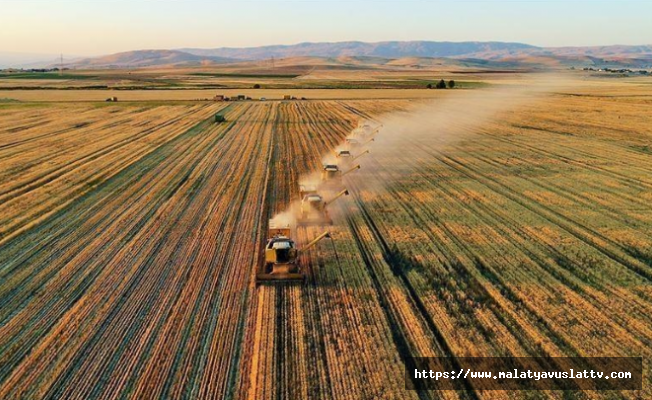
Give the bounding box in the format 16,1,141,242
1,83,651,399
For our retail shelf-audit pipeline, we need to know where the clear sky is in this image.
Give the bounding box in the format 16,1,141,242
1,0,651,56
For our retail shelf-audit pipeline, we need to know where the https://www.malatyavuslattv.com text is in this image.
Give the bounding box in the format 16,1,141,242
405,357,643,391
414,367,632,381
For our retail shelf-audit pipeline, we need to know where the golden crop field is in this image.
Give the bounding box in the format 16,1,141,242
1,80,651,399
0,88,453,102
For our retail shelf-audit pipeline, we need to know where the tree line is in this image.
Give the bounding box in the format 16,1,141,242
427,80,455,89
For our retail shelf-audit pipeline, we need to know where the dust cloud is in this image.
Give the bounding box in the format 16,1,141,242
271,74,571,230
345,74,572,191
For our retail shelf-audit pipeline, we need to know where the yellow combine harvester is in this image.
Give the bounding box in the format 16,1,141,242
321,164,360,183
298,189,349,226
357,122,382,137
257,220,331,283
346,137,375,148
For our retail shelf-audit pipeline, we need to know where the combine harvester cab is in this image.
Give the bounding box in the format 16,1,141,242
348,150,370,165
335,150,354,166
297,189,349,226
321,164,341,182
256,221,331,284
336,150,352,158
320,164,360,185
299,184,318,200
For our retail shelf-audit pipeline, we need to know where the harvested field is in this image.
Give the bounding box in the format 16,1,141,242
0,88,452,102
1,84,651,399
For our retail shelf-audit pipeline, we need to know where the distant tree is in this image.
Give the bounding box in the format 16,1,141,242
253,83,261,89
426,83,433,89
448,80,455,89
437,79,447,89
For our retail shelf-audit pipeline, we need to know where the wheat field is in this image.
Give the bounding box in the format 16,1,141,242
1,80,651,399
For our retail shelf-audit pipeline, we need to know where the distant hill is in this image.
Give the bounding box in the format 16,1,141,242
53,41,652,70
180,41,652,66
180,41,538,60
0,52,72,69
67,50,235,68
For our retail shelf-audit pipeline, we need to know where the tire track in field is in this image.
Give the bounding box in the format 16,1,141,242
344,188,477,399
0,115,231,391
0,104,264,400
369,146,652,355
0,105,224,245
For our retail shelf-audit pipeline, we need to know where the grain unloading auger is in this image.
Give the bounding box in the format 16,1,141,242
367,126,382,137
298,189,349,226
351,150,370,162
256,222,331,284
342,164,361,177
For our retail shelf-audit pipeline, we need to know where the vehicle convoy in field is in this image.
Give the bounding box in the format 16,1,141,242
257,221,331,283
298,189,349,226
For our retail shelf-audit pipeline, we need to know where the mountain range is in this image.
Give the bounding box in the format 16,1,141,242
179,41,539,60
4,41,652,69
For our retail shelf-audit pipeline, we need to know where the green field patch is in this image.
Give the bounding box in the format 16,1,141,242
0,72,98,80
190,72,300,79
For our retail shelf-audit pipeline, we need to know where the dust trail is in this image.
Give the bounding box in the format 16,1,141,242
344,74,573,196
377,74,568,147
269,208,297,229
271,74,570,230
